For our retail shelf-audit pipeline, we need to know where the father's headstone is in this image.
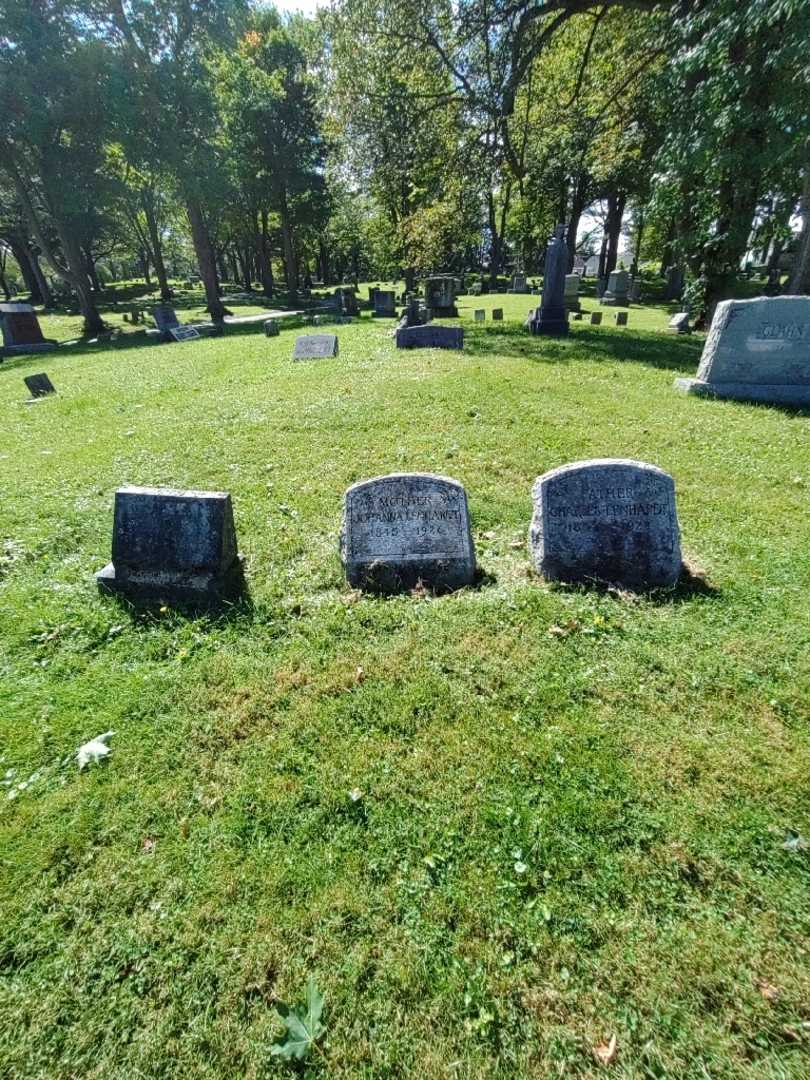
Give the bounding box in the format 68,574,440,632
564,274,581,312
373,290,397,318
529,224,569,337
395,325,463,350
0,303,57,357
24,373,56,398
341,473,476,593
674,296,810,405
293,333,339,360
529,459,682,589
96,486,243,603
600,269,630,306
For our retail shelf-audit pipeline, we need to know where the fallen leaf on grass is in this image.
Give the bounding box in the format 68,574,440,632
142,837,156,854
593,1034,618,1066
758,980,780,1002
355,666,365,684
76,731,114,770
270,976,325,1062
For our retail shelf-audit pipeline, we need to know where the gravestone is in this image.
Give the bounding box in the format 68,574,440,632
0,303,57,357
264,318,280,337
341,473,476,593
373,290,397,318
170,325,200,342
615,311,628,326
24,373,56,398
564,274,581,312
529,459,682,589
674,296,810,405
474,309,485,322
152,303,180,341
629,279,642,303
664,266,685,301
395,325,463,350
600,269,630,306
669,312,691,334
293,334,339,360
492,308,503,321
96,486,243,603
509,272,529,294
572,312,583,321
590,312,603,326
529,224,569,337
424,276,458,316
335,286,359,315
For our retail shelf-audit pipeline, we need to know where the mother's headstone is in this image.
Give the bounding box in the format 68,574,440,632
675,296,810,405
529,459,682,589
97,486,243,604
342,473,476,593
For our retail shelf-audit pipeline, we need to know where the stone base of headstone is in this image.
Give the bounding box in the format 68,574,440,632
565,299,581,313
2,341,58,358
599,292,629,307
529,306,569,337
97,557,245,604
674,378,810,406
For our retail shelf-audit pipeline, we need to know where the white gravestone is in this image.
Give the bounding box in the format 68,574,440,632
529,459,682,589
564,274,581,312
341,473,476,593
293,334,338,360
675,296,810,405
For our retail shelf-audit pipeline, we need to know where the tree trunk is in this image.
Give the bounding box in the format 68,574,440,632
279,187,297,303
0,257,10,300
788,169,810,295
257,209,274,297
7,236,40,301
140,250,152,287
84,248,101,293
186,199,226,321
142,194,172,300
318,237,331,285
488,189,502,288
604,192,627,277
29,247,52,307
566,174,589,271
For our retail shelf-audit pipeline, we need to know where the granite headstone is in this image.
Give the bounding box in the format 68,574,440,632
600,270,630,306
492,308,503,321
342,473,476,593
529,459,682,589
24,373,56,398
395,325,463,350
590,312,603,326
529,224,569,337
564,274,581,312
0,303,57,356
293,334,339,360
373,290,397,318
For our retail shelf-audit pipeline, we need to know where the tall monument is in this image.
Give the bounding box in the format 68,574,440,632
529,224,569,337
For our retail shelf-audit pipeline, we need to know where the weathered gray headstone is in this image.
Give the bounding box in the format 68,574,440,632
24,373,56,398
492,308,503,321
341,473,476,593
564,274,581,312
264,318,280,337
334,286,359,315
572,312,583,321
395,325,463,350
373,290,397,317
674,296,810,405
615,311,628,326
600,269,630,306
629,280,642,303
529,459,682,589
96,486,243,603
424,276,459,316
669,312,691,334
590,312,603,326
0,303,57,356
152,304,180,340
509,272,529,294
474,309,485,322
529,224,569,337
293,334,339,360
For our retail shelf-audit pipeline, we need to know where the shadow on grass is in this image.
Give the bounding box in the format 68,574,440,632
100,584,256,627
545,562,720,606
463,323,704,374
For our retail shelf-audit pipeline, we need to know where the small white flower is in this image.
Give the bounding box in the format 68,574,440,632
514,861,528,875
77,731,114,770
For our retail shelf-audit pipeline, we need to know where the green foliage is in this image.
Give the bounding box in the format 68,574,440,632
270,977,326,1062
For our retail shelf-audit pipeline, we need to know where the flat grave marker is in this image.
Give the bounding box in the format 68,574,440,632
590,312,603,326
169,325,201,342
293,333,339,360
474,309,485,322
24,373,56,398
492,308,503,321
342,473,476,593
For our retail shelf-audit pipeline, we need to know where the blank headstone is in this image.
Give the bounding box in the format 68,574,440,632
373,290,397,317
395,325,463,350
492,308,503,321
24,373,56,398
293,334,339,360
96,486,243,604
590,312,603,326
674,296,810,405
600,270,630,307
264,319,280,337
342,473,476,593
529,459,682,589
474,309,485,321
615,311,628,326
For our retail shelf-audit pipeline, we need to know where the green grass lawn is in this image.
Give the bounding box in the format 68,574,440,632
1,293,809,1078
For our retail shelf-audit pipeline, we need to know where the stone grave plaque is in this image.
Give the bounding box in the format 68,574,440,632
342,473,476,593
395,325,464,350
474,309,485,321
24,373,56,398
529,459,681,589
0,303,57,356
264,318,280,337
590,312,603,326
675,296,810,405
97,486,243,604
170,325,201,342
293,333,339,360
615,311,628,326
669,312,691,334
372,290,397,317
492,308,503,321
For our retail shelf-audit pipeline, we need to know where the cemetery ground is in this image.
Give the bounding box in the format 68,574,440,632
1,291,809,1079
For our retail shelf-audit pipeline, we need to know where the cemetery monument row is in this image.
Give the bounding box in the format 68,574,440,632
341,473,476,593
529,459,682,589
97,486,243,603
675,296,810,405
0,303,57,357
